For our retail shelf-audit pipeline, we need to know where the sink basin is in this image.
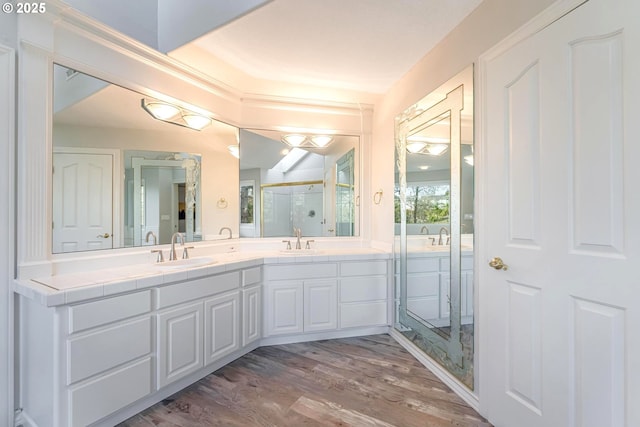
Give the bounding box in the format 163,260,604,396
154,256,216,270
278,249,322,255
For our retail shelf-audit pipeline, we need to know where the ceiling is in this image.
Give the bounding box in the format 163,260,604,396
182,0,483,94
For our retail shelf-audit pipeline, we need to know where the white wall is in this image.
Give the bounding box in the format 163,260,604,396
371,0,557,244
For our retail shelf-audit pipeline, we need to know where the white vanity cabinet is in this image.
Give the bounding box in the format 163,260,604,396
263,258,389,340
155,271,241,388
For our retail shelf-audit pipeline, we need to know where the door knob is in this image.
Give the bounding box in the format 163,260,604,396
489,257,508,271
97,233,111,238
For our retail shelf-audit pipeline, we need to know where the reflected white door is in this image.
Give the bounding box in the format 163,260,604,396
481,0,640,425
53,153,113,252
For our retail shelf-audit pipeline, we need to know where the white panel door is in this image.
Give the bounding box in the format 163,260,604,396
481,0,640,425
157,302,203,388
242,286,262,346
303,279,337,332
204,291,240,365
264,282,303,336
52,153,113,252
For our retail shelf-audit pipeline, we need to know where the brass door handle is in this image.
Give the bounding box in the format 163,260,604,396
97,233,111,238
489,257,508,271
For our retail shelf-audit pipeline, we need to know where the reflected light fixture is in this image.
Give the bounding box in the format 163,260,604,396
281,133,334,148
141,98,212,131
228,144,239,159
425,144,448,156
419,165,430,170
310,135,333,147
406,141,427,154
406,136,449,156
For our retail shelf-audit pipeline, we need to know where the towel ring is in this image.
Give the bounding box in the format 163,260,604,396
217,198,228,209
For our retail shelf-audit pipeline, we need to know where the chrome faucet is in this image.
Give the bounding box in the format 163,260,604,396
169,232,185,261
438,227,449,245
293,227,302,250
219,227,232,239
145,231,157,245
420,226,430,235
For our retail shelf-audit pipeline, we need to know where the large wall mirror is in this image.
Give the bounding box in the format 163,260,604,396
239,129,359,238
394,65,474,388
52,64,239,253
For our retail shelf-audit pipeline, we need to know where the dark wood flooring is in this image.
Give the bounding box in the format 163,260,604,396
119,334,491,426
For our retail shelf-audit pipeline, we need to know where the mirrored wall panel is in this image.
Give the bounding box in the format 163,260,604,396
52,64,239,253
239,129,359,238
394,65,474,389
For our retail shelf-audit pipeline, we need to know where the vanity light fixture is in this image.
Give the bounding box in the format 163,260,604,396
182,113,212,130
281,134,307,146
143,101,180,120
141,98,212,131
281,133,334,148
310,135,333,147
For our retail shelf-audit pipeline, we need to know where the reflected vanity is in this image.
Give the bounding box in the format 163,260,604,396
238,129,360,238
51,64,239,253
394,65,475,388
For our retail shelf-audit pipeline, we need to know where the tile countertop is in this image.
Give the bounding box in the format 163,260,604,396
14,248,391,308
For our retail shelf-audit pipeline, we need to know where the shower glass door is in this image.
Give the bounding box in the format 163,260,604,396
394,65,474,389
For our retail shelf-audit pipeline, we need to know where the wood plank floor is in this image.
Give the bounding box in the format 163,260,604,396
119,334,491,426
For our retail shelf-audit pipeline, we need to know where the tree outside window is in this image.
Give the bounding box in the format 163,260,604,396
394,182,449,224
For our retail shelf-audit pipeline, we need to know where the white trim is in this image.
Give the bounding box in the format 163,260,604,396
0,43,15,427
475,0,589,420
389,329,480,411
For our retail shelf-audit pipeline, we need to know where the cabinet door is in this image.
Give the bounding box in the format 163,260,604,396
439,272,451,320
304,280,337,332
242,286,262,346
157,302,203,388
204,291,240,366
264,282,303,336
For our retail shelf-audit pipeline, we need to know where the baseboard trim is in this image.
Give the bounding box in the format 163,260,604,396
388,328,480,412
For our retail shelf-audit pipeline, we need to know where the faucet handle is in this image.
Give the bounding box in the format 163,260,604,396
150,249,164,263
282,240,292,250
182,246,195,259
305,240,315,250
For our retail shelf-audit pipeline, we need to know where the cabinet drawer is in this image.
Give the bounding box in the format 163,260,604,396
265,263,337,281
340,276,387,303
340,260,387,277
67,317,151,385
242,267,261,287
156,272,240,309
69,290,151,334
69,357,152,427
339,301,387,328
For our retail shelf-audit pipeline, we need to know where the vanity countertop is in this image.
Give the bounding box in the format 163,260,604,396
14,248,391,307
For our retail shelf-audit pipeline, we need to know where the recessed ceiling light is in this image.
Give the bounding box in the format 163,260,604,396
419,165,429,170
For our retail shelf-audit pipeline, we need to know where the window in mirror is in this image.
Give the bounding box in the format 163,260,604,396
239,129,359,238
52,64,239,253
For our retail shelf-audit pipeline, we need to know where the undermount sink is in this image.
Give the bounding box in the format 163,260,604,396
279,249,322,255
154,256,216,270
